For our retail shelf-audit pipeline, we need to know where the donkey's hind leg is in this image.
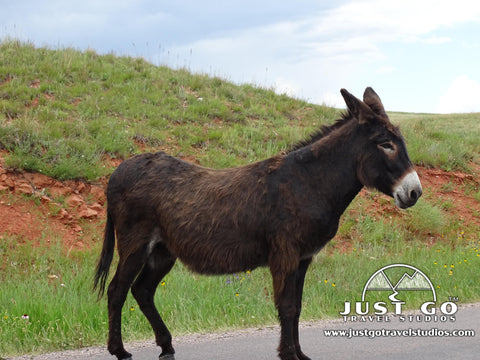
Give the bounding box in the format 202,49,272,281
107,248,147,360
131,243,176,359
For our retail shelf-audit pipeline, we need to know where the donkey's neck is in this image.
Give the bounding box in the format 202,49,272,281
287,125,364,217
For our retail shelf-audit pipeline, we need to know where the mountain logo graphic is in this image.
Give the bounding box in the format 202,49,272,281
340,263,457,319
361,264,436,302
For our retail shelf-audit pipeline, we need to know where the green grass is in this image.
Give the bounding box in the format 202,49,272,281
390,112,480,172
0,39,336,179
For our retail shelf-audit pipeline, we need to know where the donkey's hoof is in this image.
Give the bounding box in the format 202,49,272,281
159,353,175,360
296,350,311,360
118,351,132,360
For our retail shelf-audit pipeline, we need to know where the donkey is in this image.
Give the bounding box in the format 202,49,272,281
94,87,422,360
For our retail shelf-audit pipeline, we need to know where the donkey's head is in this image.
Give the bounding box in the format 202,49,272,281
341,87,422,209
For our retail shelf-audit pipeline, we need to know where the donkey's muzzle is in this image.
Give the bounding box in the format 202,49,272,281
393,170,423,209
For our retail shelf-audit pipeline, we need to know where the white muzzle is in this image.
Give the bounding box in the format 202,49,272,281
393,170,422,209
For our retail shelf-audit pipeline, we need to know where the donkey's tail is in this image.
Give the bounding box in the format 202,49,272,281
93,209,115,299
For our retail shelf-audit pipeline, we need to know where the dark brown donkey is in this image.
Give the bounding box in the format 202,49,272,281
94,88,422,360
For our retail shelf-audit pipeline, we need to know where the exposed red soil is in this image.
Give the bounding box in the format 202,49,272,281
417,166,480,228
0,150,478,251
0,153,106,250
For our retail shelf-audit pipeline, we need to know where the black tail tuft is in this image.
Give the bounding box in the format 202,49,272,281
93,209,115,299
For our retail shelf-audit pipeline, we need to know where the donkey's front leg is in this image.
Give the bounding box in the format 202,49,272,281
292,258,312,360
274,269,305,360
273,259,312,360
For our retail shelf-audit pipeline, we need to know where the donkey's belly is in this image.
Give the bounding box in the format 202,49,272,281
171,236,269,275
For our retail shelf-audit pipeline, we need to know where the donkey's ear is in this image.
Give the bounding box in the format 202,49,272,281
340,88,375,124
363,87,387,117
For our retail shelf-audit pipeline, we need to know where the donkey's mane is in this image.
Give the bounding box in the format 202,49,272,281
287,112,354,152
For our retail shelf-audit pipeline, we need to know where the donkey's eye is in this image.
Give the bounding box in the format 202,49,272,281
378,142,396,155
380,142,394,150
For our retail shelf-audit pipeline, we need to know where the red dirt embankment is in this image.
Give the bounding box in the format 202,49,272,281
0,153,106,249
0,152,478,250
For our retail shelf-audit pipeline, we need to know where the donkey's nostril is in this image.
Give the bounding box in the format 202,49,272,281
410,189,418,201
393,171,422,208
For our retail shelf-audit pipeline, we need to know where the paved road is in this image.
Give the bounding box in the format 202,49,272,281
9,304,480,360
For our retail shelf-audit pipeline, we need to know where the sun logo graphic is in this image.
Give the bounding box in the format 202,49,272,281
340,264,458,322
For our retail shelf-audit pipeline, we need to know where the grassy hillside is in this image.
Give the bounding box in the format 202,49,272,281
391,112,480,172
0,40,479,357
0,39,337,180
1,39,479,181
